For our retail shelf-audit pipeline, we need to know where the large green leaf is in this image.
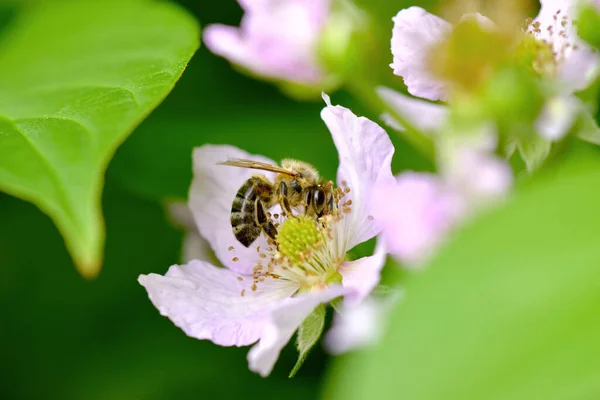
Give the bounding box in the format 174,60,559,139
324,155,600,399
0,1,199,277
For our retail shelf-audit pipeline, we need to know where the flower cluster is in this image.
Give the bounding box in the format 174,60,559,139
140,0,600,377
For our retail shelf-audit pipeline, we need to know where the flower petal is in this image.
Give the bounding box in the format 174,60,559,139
203,0,328,84
189,145,279,274
320,94,395,250
377,86,449,133
390,7,451,101
441,135,514,201
138,260,299,347
167,202,213,263
325,291,401,354
339,241,387,307
535,95,581,141
373,173,463,265
203,24,259,72
247,285,345,377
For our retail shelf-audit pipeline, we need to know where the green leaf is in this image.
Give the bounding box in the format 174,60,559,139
290,304,327,378
325,155,600,399
0,1,199,277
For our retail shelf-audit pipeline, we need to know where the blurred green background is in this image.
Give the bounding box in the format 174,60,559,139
0,0,431,398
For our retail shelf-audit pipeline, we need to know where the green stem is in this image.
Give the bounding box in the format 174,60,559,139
347,81,435,159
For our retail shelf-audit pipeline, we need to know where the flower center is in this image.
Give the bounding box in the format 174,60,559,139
515,33,557,76
273,215,341,290
277,216,323,264
521,10,578,78
238,184,356,296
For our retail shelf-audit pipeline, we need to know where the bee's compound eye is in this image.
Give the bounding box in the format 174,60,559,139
312,187,326,215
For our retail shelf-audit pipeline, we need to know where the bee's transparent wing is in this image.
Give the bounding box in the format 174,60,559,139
217,158,298,176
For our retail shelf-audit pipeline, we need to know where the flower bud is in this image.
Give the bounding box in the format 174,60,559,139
482,66,545,132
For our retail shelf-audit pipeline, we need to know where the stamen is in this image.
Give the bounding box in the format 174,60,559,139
522,9,577,78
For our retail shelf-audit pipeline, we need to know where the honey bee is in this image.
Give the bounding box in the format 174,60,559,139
217,158,335,247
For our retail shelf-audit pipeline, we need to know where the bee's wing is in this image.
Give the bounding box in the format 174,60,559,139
217,158,298,176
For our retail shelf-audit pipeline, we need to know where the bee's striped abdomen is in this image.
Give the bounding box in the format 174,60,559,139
231,176,272,247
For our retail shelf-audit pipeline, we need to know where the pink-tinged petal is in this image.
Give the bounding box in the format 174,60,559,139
203,24,259,72
391,7,451,101
443,140,514,201
138,260,299,347
189,145,278,275
320,94,395,250
204,0,328,84
535,95,581,141
558,46,600,92
339,241,387,307
247,285,345,377
377,86,449,133
373,173,463,266
325,291,401,354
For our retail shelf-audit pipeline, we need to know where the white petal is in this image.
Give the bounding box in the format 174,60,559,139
441,136,513,201
339,241,387,307
203,24,259,72
373,173,464,266
535,95,581,141
189,145,278,275
203,1,327,84
167,202,214,263
390,7,451,101
247,285,346,377
138,260,298,347
377,86,449,133
325,291,401,354
320,94,395,251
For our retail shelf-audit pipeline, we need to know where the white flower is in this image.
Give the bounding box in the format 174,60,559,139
388,1,600,141
372,123,512,266
139,95,395,377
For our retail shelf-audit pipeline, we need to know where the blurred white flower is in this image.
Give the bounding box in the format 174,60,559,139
373,129,512,266
204,0,330,85
388,1,600,141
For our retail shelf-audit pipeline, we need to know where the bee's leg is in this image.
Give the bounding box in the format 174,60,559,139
279,181,295,218
256,198,278,242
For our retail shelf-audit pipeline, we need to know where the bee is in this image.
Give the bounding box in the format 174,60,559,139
217,158,335,247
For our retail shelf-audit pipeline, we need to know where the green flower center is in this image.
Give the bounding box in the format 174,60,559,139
277,216,323,264
514,33,557,77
